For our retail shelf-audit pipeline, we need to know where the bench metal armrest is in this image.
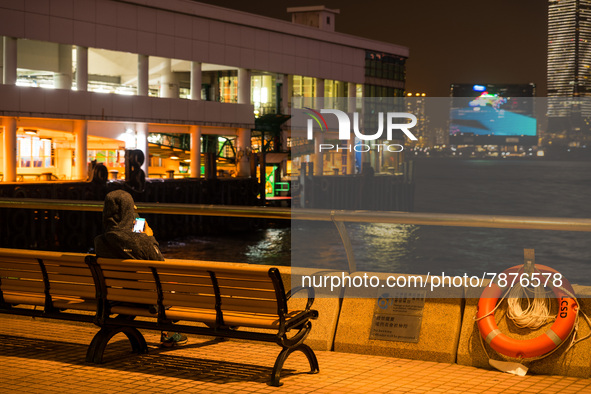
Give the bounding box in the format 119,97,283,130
286,286,315,311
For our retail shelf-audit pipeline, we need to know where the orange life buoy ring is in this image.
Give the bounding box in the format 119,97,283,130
476,264,578,359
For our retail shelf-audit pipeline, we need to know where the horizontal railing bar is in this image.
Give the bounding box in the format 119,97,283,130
0,198,590,232
0,198,291,220
293,209,591,232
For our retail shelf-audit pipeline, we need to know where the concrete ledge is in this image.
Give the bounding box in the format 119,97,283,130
457,285,591,378
333,272,463,363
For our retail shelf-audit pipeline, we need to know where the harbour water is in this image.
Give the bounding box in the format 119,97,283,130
160,159,591,286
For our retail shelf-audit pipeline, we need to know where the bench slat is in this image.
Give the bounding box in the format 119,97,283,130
220,296,279,315
43,258,88,267
99,258,271,273
216,278,276,291
106,288,157,304
101,270,154,280
0,260,40,270
222,313,281,329
0,269,44,280
217,286,278,300
215,272,274,282
161,260,274,274
47,273,95,284
44,266,93,277
105,278,156,290
100,262,264,279
157,273,211,286
49,287,96,299
162,292,217,309
164,308,219,324
2,278,45,292
35,253,88,264
160,282,215,295
153,269,212,278
2,292,45,306
50,282,95,292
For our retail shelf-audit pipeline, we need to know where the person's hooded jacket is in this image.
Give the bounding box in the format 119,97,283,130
94,190,163,261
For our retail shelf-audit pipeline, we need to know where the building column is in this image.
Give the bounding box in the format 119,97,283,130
190,61,202,100
348,82,357,112
314,78,324,109
136,123,149,176
281,74,291,114
236,127,251,177
74,120,88,180
3,37,17,85
159,59,178,98
356,84,369,173
2,117,17,182
347,82,357,174
313,134,324,175
237,68,250,104
190,125,201,177
76,46,88,91
0,39,4,83
54,44,72,89
138,54,149,96
313,79,325,175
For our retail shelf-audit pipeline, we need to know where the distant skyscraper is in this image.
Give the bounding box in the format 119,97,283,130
548,0,591,98
547,0,591,126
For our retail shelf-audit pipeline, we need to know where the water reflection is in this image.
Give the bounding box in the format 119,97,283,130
160,228,291,266
348,223,418,273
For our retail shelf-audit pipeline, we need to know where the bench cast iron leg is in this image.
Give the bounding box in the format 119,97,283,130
270,344,319,387
86,326,148,364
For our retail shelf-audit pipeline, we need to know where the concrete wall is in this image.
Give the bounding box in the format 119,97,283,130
333,272,464,364
0,85,254,128
0,0,407,84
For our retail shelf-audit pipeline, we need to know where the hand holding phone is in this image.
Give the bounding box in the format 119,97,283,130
133,218,146,233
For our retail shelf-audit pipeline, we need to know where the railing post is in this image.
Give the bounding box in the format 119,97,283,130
331,210,357,273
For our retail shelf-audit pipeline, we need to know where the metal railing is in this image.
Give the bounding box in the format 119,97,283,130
1,198,590,272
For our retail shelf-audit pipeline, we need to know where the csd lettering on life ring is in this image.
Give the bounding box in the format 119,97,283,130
560,296,570,319
477,264,578,359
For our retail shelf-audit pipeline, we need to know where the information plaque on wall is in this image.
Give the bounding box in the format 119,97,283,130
369,290,426,343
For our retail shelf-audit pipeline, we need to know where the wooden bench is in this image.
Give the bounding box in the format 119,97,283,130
0,248,319,386
0,248,97,321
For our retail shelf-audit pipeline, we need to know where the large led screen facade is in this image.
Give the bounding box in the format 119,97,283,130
450,84,537,146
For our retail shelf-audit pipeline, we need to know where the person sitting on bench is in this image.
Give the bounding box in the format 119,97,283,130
94,189,187,347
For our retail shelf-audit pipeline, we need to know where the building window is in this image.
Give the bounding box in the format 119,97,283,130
88,150,125,167
251,74,276,116
17,135,53,168
150,156,163,167
365,51,406,82
292,75,315,107
219,75,238,103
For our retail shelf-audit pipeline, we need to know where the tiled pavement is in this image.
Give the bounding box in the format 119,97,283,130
0,315,589,393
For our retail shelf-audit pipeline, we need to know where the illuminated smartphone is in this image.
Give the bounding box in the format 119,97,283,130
133,218,146,233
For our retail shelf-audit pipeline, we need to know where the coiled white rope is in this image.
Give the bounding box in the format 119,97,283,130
506,269,552,329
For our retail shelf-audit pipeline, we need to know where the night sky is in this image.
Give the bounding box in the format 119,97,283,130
195,0,548,97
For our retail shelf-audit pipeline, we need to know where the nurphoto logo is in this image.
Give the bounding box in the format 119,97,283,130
304,108,418,153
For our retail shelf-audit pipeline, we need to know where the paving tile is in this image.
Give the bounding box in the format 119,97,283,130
1,314,590,393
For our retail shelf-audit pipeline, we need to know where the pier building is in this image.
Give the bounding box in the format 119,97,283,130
0,0,408,189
